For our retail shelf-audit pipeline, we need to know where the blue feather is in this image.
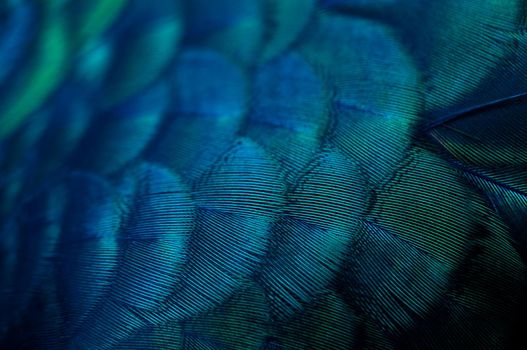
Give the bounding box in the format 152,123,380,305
153,138,285,321
55,173,120,332
343,221,449,335
0,0,34,85
1,1,526,349
260,151,366,318
301,12,421,186
247,52,327,181
111,163,194,310
148,49,246,181
73,82,169,174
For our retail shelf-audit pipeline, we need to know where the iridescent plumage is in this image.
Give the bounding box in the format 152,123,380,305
1,1,526,349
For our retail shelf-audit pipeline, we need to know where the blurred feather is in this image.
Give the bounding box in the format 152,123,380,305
1,1,526,349
73,82,168,174
74,40,113,91
0,0,34,84
259,0,315,62
2,181,65,332
0,1,68,139
183,0,263,65
99,0,182,107
65,0,127,49
29,85,91,182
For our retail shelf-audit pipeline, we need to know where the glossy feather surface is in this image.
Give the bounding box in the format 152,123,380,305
0,1,526,349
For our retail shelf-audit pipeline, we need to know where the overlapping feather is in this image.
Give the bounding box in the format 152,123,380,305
0,1,526,349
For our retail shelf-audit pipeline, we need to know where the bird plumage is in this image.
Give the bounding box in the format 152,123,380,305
0,0,526,349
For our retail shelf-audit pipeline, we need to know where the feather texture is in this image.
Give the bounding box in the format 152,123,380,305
247,52,327,182
301,12,421,186
148,49,247,181
55,172,121,338
260,150,365,319
1,1,526,349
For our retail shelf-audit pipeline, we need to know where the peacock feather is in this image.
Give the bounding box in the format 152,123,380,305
1,0,526,349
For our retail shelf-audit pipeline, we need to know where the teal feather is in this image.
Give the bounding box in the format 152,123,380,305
99,0,182,107
148,49,247,181
1,1,526,349
247,52,327,182
343,221,449,335
260,151,365,319
0,0,34,85
259,0,315,62
153,138,285,322
184,0,263,65
111,163,194,310
182,284,269,349
74,82,168,174
55,173,120,332
301,12,421,186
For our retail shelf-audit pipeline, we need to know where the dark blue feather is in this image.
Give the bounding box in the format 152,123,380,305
1,1,526,349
